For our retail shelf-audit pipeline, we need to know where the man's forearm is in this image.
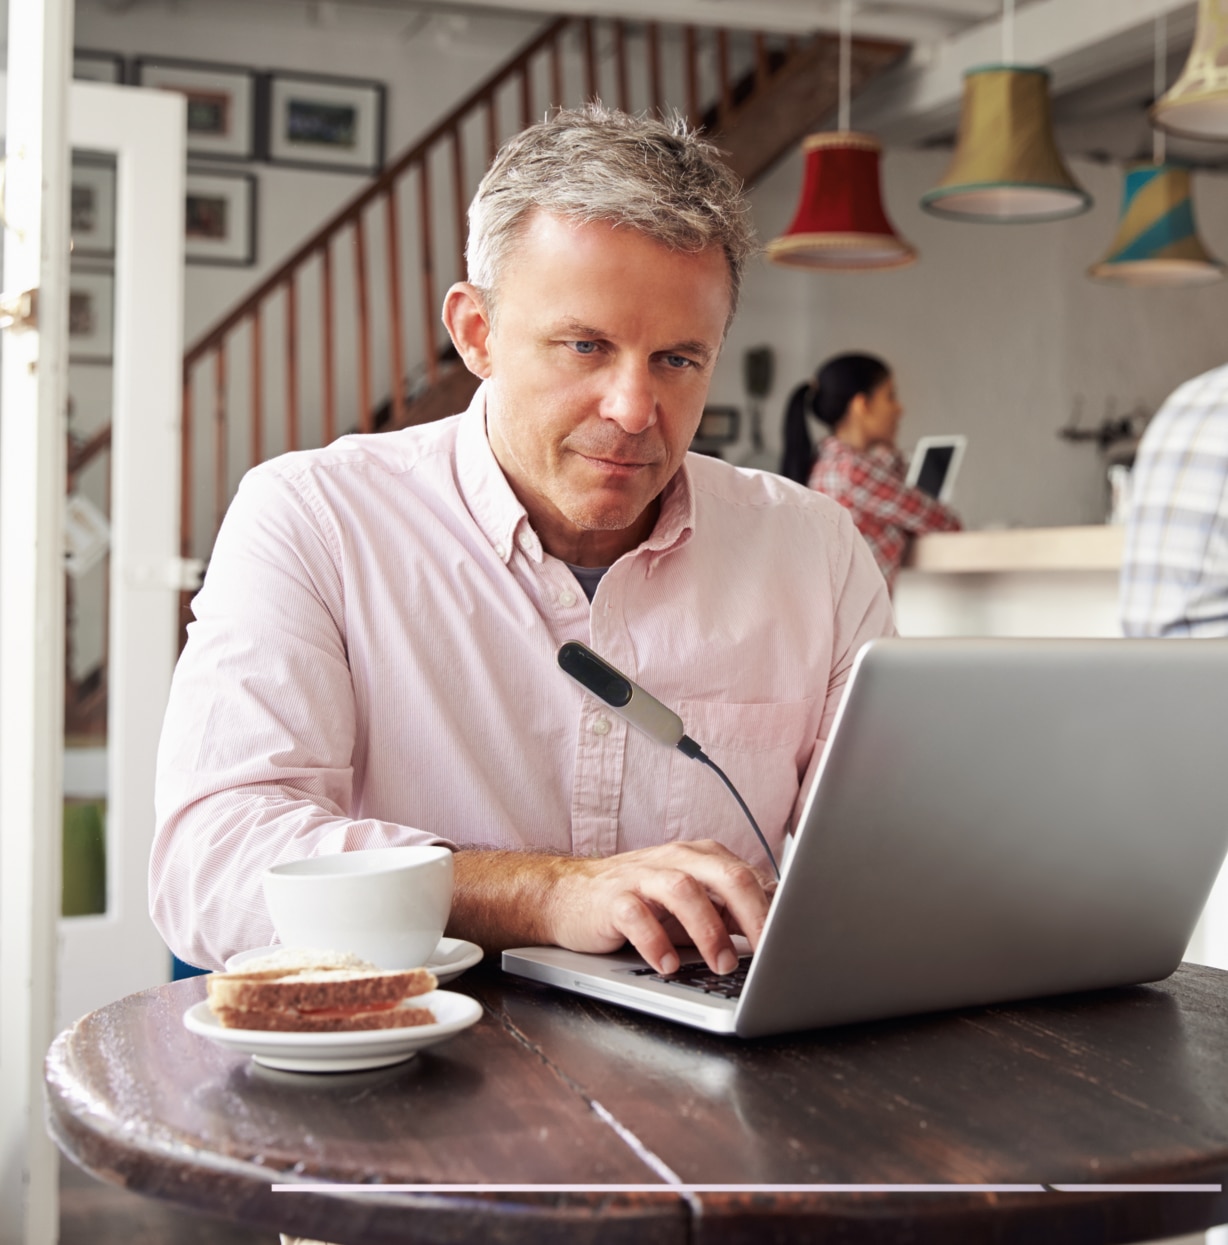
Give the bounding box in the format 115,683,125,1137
447,848,576,952
443,840,771,976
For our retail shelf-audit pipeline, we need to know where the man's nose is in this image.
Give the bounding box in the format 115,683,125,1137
600,362,658,434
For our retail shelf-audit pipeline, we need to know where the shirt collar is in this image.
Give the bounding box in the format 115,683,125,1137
455,382,696,568
456,383,532,566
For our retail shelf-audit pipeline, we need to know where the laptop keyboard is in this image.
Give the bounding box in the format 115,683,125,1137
624,955,752,1000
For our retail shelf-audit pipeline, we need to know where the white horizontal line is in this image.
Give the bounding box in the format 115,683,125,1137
270,1182,1225,1196
1049,1185,1223,1193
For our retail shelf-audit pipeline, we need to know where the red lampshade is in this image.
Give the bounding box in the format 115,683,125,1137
766,132,917,270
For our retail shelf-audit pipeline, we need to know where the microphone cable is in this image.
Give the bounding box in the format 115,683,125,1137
558,641,781,880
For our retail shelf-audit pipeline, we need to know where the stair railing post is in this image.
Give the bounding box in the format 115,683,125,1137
451,125,467,291
285,277,300,453
320,243,337,445
647,22,663,116
613,21,630,113
353,214,373,434
418,157,439,387
384,185,407,430
250,306,263,470
582,18,598,101
685,26,700,125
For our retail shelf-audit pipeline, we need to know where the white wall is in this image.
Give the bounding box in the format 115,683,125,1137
75,0,1228,535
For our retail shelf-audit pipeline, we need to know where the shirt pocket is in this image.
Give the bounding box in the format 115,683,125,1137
665,697,816,860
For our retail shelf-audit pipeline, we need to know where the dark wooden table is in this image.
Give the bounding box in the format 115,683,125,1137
45,961,1228,1245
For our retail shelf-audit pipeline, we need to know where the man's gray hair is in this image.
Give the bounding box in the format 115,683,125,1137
466,104,758,331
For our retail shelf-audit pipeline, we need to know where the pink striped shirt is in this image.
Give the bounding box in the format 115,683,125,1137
151,386,896,969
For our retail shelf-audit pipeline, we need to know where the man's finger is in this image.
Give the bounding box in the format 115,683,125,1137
629,868,741,974
609,890,683,975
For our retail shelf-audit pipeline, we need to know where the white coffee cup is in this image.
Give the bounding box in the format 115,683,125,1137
262,845,454,970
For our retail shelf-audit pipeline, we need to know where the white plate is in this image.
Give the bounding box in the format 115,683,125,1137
183,990,483,1073
223,937,484,985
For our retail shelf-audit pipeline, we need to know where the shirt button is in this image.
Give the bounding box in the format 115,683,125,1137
495,544,508,560
559,589,577,608
592,716,611,736
519,532,534,550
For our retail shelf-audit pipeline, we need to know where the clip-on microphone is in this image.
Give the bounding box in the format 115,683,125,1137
556,641,780,879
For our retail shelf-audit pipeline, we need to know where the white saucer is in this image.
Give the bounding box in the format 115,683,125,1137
183,990,483,1072
223,937,484,985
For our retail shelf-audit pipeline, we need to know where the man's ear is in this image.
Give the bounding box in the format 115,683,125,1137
442,283,494,380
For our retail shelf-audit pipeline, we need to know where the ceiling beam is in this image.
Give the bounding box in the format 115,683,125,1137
404,0,961,42
851,0,1199,144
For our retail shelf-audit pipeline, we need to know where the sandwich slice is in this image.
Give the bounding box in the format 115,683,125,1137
206,949,438,1032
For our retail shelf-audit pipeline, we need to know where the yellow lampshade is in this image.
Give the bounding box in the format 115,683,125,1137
921,65,1092,222
1151,0,1228,140
1088,163,1225,286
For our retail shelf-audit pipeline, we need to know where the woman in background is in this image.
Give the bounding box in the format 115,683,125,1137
781,352,961,592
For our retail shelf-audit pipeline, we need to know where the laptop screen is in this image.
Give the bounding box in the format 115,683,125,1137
913,444,955,499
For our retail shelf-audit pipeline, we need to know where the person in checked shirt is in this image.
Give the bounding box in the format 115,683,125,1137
1120,361,1228,638
781,353,962,591
151,106,897,980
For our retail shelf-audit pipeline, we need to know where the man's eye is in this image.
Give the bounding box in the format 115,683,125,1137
664,354,695,369
571,340,599,355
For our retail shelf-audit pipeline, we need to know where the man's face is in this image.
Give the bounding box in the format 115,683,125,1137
453,211,731,567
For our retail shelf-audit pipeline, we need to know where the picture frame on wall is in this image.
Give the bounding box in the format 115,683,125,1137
133,56,258,161
68,269,115,365
70,154,117,261
265,71,386,175
185,168,257,267
73,49,126,84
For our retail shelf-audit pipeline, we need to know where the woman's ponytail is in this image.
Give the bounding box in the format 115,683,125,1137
779,382,816,484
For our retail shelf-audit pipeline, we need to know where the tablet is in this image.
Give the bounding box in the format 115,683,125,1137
905,435,966,503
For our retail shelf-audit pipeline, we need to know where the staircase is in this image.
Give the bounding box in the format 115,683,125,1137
166,16,907,636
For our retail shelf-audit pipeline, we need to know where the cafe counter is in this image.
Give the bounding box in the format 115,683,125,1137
895,524,1124,639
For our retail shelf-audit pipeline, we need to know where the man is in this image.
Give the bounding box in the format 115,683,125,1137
151,106,895,978
1120,361,1228,638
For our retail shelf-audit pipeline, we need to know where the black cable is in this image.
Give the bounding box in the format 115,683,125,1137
677,734,780,880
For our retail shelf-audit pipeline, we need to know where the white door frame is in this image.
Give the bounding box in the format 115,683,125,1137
0,5,74,1244
0,64,184,1245
58,82,186,1028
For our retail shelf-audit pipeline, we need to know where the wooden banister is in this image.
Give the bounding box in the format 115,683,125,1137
183,17,570,365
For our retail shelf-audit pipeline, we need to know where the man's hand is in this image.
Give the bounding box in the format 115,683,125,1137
450,841,773,976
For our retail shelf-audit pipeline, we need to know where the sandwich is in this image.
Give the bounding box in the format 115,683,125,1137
206,948,438,1032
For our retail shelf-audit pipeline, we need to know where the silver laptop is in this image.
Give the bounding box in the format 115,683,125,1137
503,638,1228,1037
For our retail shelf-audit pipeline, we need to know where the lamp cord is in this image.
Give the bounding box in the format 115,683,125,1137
838,0,853,133
1154,13,1167,165
676,734,781,881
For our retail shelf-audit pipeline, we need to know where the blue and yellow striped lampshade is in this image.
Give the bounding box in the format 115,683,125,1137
1088,164,1225,286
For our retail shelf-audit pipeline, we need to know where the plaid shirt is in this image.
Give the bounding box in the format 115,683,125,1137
808,436,962,590
1120,362,1228,638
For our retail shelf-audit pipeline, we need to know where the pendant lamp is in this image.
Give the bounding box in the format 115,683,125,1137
1088,163,1224,285
766,0,917,271
1091,17,1224,286
766,132,918,270
1151,0,1228,141
921,65,1092,221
